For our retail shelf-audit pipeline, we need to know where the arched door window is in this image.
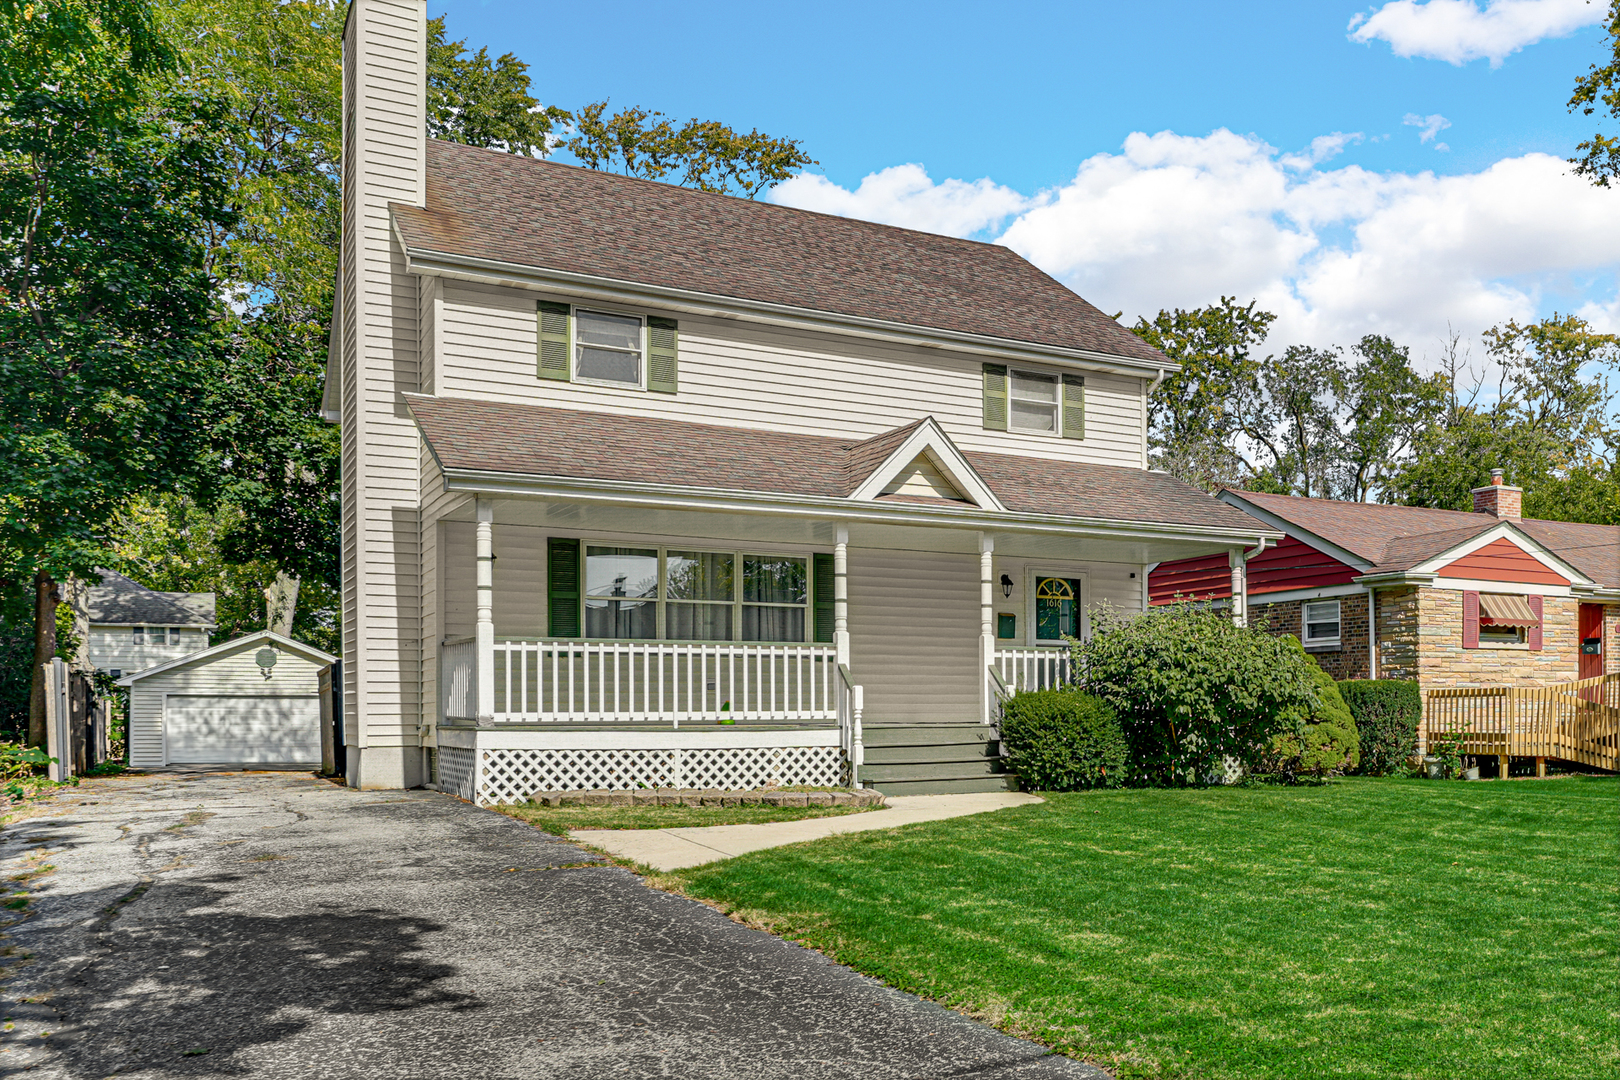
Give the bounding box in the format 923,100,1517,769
1035,577,1084,642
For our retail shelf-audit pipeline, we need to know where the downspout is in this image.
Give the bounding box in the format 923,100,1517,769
1366,585,1378,680
1238,537,1268,627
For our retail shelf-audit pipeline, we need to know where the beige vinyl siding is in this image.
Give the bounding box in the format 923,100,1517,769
436,280,1148,469
126,644,326,768
440,522,549,640
85,627,210,675
847,548,981,723
340,0,426,754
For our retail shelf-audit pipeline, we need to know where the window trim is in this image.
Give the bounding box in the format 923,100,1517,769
1007,368,1062,436
1302,599,1342,649
571,305,647,390
576,542,814,644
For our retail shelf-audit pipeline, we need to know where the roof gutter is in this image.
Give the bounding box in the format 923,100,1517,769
436,466,1281,548
1352,571,1437,588
397,239,1179,382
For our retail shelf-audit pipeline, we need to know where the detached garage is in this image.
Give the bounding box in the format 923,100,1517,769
118,631,336,768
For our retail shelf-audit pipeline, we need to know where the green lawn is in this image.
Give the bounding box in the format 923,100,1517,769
498,801,878,834
671,777,1618,1080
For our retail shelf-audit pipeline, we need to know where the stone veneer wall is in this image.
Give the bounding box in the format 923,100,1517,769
1413,589,1580,690
1375,587,1420,682
1251,592,1370,681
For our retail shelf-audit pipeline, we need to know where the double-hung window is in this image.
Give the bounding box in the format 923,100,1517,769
1009,371,1059,434
133,626,178,645
1303,601,1341,648
575,309,643,386
577,545,811,642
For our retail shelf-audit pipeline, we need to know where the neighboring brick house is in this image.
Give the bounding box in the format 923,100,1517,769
1150,473,1619,691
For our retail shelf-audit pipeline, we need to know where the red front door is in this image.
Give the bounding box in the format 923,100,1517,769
1578,603,1604,683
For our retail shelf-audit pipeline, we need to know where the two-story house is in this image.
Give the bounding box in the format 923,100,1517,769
72,569,216,679
328,0,1276,801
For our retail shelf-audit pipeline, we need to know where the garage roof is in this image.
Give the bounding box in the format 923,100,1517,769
116,630,335,686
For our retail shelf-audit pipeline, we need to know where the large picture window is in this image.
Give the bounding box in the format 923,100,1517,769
574,544,811,642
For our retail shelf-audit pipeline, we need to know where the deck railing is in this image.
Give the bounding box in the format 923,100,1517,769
994,646,1073,692
1425,673,1620,773
443,639,839,724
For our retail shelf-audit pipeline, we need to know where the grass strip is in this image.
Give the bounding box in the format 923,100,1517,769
671,776,1618,1080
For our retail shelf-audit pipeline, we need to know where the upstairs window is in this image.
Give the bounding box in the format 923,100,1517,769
982,363,1085,439
133,627,179,645
575,310,643,386
1303,601,1341,648
1009,371,1058,433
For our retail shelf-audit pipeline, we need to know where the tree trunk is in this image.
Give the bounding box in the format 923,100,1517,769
27,570,60,748
263,570,300,638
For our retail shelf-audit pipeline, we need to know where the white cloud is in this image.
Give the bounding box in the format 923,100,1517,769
1348,0,1602,67
770,164,1032,238
1280,131,1364,170
1402,112,1453,145
776,129,1620,362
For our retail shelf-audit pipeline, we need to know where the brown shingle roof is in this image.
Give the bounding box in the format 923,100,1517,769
406,395,1264,533
392,141,1167,365
1221,488,1620,584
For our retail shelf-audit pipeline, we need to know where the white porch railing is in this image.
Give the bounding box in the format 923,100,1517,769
442,639,477,721
455,639,839,724
994,646,1073,692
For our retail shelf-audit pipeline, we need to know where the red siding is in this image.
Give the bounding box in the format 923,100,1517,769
1150,535,1359,604
1438,537,1569,585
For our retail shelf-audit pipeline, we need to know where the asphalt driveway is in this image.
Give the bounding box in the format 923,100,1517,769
0,773,1105,1079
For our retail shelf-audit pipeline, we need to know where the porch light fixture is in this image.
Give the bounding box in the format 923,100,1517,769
1000,574,1014,599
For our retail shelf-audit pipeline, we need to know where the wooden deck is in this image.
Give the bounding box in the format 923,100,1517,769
1425,673,1620,776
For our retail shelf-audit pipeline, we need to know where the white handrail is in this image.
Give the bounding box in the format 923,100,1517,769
993,646,1072,692
479,639,839,724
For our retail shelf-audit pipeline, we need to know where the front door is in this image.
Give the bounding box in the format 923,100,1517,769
1579,602,1604,683
1035,577,1084,643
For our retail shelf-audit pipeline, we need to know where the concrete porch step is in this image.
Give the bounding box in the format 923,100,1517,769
865,775,1022,796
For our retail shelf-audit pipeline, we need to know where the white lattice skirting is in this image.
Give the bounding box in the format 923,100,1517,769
475,745,846,806
437,746,477,802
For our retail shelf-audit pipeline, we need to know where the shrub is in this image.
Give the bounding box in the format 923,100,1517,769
999,689,1128,791
1076,602,1319,786
1338,679,1421,776
1265,640,1360,781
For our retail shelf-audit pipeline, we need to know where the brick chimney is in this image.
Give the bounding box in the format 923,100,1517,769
1471,468,1522,519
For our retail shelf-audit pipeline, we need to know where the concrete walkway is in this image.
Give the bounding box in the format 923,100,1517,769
0,773,1102,1079
572,791,1044,870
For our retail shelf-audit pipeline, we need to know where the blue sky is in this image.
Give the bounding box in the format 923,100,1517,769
430,1,1620,361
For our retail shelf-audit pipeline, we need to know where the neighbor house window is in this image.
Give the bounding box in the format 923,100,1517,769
574,309,643,386
1009,370,1059,433
1303,601,1341,647
132,627,178,645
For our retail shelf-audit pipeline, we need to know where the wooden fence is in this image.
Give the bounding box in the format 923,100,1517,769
1424,673,1620,775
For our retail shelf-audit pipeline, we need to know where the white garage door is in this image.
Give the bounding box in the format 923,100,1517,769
165,695,321,765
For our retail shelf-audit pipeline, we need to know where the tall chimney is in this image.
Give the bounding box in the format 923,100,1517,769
1471,468,1522,519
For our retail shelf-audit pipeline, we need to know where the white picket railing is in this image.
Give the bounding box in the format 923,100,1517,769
994,646,1072,692
442,639,476,721
477,639,838,724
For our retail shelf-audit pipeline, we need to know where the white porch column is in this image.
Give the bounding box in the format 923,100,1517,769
979,533,995,722
834,523,851,668
1228,548,1247,628
475,499,496,722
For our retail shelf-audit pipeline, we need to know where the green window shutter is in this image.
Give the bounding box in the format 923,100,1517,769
537,301,571,381
1061,374,1085,440
811,552,835,643
647,316,678,394
982,363,1008,431
547,537,581,638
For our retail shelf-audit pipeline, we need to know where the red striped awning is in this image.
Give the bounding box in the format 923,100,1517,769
1478,593,1539,627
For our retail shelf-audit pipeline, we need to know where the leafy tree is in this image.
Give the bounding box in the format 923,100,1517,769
1132,297,1276,490
0,0,235,744
1332,335,1446,502
1256,344,1341,499
1569,1,1620,185
426,13,567,156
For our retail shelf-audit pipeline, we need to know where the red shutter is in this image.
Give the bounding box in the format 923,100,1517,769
1462,590,1480,649
1527,594,1543,652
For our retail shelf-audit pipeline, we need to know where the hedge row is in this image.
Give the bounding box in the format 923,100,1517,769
1337,679,1422,776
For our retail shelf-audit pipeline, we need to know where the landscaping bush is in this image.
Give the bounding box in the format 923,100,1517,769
1076,602,1319,786
1338,679,1421,776
1265,639,1360,781
999,689,1128,791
